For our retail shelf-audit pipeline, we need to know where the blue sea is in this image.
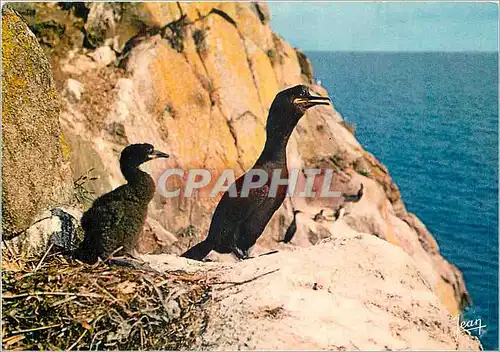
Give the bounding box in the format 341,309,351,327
307,51,498,349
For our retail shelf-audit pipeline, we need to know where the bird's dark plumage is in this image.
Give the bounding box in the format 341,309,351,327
181,85,331,261
74,143,169,264
333,205,346,221
343,183,364,203
313,209,326,221
281,210,302,244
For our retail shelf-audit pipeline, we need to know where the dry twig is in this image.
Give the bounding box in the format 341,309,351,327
211,268,280,286
2,251,211,350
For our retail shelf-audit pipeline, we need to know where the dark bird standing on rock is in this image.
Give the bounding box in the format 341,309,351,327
333,205,346,221
281,210,302,244
313,209,327,221
181,85,332,260
74,143,169,264
343,183,364,203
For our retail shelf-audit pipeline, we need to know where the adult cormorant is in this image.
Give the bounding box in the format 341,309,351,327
181,85,331,260
74,143,169,264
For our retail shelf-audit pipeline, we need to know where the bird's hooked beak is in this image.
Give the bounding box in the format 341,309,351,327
149,150,170,159
293,94,332,109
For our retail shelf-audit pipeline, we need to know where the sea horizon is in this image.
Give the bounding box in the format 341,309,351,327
305,50,498,54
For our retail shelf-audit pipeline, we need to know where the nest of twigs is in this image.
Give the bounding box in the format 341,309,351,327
2,249,211,350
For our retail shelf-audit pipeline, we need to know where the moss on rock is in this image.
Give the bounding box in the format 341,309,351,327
1,6,73,239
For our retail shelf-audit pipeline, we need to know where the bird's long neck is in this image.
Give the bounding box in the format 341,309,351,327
121,163,143,183
256,120,297,165
121,164,155,200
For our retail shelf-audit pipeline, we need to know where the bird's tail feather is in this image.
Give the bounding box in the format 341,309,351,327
180,240,213,261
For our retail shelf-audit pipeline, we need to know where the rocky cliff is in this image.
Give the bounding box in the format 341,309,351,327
2,5,73,240
2,3,479,350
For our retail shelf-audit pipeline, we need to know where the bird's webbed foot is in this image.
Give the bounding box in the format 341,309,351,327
232,247,250,260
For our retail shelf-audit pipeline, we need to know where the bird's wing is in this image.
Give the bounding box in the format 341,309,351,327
81,200,126,235
209,175,271,233
77,201,127,262
221,180,270,221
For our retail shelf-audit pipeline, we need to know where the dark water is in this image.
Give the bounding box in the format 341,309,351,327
307,51,498,349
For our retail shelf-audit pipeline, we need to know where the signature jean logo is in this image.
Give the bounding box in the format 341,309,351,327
452,314,487,337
